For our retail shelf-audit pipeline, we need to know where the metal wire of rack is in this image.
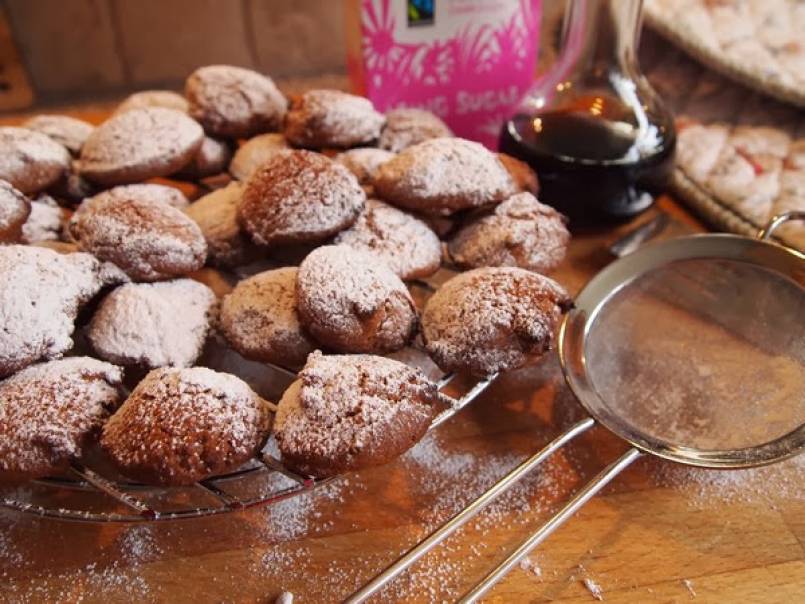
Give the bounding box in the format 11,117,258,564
0,365,497,523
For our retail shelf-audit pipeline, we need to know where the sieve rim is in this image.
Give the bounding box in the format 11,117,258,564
558,232,805,469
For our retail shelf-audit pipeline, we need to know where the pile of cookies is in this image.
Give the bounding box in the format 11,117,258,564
0,65,571,487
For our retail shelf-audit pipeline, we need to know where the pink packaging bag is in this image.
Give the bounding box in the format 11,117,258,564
346,0,541,149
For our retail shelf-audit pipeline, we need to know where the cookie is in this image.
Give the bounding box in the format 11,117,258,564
284,89,385,149
220,267,316,368
333,148,395,192
185,65,287,139
421,267,572,376
48,159,97,204
229,133,290,181
70,193,207,281
373,138,517,215
88,279,217,369
447,193,569,273
184,181,255,267
21,193,63,244
498,153,539,195
174,136,233,180
296,245,417,353
79,107,204,186
0,127,71,194
0,245,126,378
0,179,31,242
334,199,441,280
378,108,452,152
115,90,189,115
100,367,272,485
21,115,95,156
273,351,436,478
0,357,124,483
238,150,365,246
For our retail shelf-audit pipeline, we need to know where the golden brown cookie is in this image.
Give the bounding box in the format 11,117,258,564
296,244,417,353
0,179,31,242
333,148,395,193
22,115,95,156
284,89,385,149
378,108,452,152
421,267,572,376
447,193,569,273
238,150,365,246
101,367,272,485
273,351,436,478
70,193,207,281
115,90,189,115
88,279,217,369
334,199,441,280
373,138,517,216
219,267,316,368
0,127,71,194
0,245,126,377
0,357,124,483
186,65,287,139
498,153,539,195
79,108,204,186
229,133,290,181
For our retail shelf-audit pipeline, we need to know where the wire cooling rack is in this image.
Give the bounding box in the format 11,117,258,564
0,360,496,523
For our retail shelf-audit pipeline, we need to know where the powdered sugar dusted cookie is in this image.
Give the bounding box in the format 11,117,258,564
101,367,272,485
21,193,63,244
373,138,517,215
88,279,217,369
422,267,572,376
676,122,730,182
238,150,365,246
229,133,290,181
334,199,441,280
0,357,124,482
174,136,233,180
186,65,287,139
447,193,569,273
0,127,70,194
296,245,417,353
115,90,189,115
498,153,540,195
273,351,436,477
0,245,126,377
71,193,207,281
79,108,204,186
284,89,385,149
219,267,316,368
22,115,94,155
0,179,30,242
185,181,255,267
378,108,452,152
334,148,395,192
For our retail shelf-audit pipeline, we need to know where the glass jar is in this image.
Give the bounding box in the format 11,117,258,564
499,0,676,226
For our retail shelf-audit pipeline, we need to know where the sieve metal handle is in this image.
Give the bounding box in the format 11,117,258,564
345,418,597,604
757,210,805,242
459,447,643,603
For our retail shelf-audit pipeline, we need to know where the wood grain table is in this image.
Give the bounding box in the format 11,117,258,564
0,108,803,604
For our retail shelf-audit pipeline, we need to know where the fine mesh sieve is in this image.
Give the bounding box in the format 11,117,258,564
348,211,804,603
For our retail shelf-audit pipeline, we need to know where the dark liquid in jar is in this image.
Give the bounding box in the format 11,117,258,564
499,99,676,226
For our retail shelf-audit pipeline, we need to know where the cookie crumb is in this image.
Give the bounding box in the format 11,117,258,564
683,579,696,598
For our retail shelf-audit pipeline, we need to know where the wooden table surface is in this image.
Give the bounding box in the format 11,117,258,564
0,109,803,604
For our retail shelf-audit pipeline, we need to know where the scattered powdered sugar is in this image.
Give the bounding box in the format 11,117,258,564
21,114,95,155
519,555,542,578
378,108,453,153
334,199,442,280
21,194,63,243
184,182,253,267
374,137,517,215
0,126,71,194
229,133,290,181
421,267,572,376
101,367,271,484
273,351,436,477
333,148,395,185
447,192,570,274
87,278,217,368
284,89,385,148
0,245,126,377
0,357,123,478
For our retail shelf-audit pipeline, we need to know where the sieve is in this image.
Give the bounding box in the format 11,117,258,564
348,211,805,603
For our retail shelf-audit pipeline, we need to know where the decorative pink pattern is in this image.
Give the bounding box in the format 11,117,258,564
357,0,541,148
